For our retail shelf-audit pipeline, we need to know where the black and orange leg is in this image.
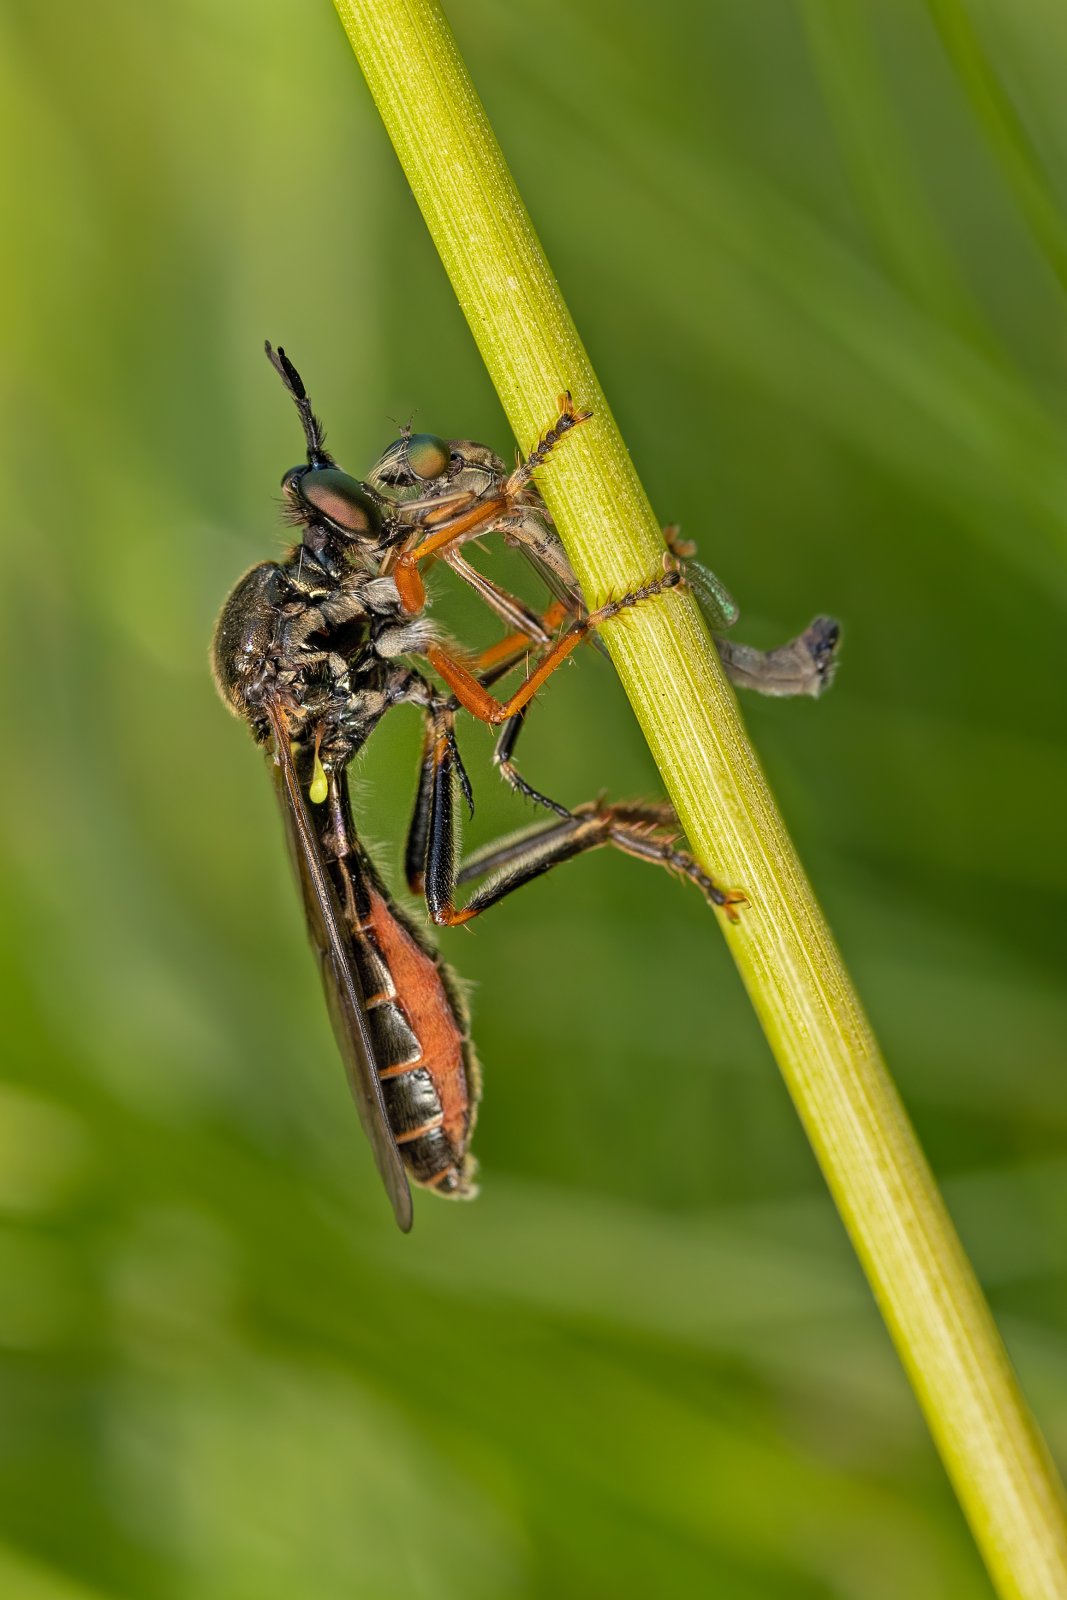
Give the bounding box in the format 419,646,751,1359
432,591,588,818
437,800,746,926
426,566,682,726
404,620,573,901
404,700,473,898
406,696,744,927
421,578,669,818
399,667,819,934
499,391,591,496
405,715,438,898
439,597,597,818
406,626,576,892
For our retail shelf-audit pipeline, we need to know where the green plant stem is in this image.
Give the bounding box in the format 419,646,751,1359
332,2,1067,1593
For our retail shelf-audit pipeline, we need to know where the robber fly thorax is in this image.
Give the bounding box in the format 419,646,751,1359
213,343,840,1229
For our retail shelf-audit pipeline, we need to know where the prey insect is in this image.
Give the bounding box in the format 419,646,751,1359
213,344,839,1229
364,418,840,822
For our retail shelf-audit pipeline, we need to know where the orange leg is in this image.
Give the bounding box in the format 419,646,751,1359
428,567,680,725
474,599,570,673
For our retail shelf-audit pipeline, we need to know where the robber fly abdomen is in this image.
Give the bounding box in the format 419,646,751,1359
352,881,476,1193
302,748,478,1197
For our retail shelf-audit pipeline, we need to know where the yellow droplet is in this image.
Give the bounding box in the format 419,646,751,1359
309,750,328,805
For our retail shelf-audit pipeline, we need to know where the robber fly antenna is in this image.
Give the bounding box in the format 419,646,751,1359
265,341,332,467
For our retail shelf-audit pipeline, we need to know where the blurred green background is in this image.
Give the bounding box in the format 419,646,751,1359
3,0,1067,1595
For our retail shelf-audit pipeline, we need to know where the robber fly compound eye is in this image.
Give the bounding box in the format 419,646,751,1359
295,467,383,540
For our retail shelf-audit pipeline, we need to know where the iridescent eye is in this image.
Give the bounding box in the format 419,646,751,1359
403,433,450,482
369,433,451,487
299,468,382,538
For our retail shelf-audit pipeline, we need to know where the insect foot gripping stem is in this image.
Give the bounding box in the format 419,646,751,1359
584,563,682,630
503,391,592,496
444,799,749,928
427,564,682,728
595,801,748,924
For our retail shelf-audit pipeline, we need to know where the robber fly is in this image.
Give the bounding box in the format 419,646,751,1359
213,345,839,1229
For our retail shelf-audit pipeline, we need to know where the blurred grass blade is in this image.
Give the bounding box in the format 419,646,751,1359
331,2,1067,1596
802,0,993,349
0,1542,112,1600
595,105,1067,591
926,0,1067,295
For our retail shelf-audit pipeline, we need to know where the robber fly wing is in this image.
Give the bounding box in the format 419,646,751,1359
267,704,413,1232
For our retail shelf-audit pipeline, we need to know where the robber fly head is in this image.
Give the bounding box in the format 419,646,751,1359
266,341,387,556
